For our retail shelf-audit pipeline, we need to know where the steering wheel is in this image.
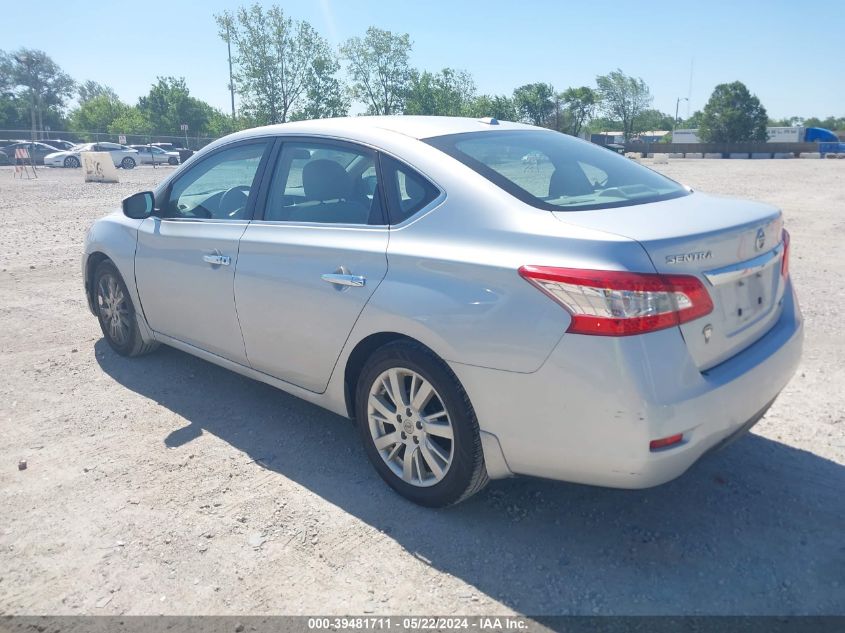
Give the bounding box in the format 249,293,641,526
219,185,250,218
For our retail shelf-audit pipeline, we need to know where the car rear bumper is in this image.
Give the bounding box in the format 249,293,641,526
450,279,804,487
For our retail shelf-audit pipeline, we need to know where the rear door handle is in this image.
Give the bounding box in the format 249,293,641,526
321,273,366,287
203,254,231,266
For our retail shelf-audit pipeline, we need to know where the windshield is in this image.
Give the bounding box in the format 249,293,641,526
425,130,688,211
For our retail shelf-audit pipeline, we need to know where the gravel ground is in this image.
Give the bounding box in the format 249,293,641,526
0,160,843,616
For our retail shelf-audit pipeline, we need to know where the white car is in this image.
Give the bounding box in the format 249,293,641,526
44,142,139,169
129,145,181,166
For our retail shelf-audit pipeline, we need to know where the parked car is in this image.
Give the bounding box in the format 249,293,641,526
1,141,65,165
44,142,138,169
602,143,626,154
83,116,803,507
151,142,194,164
129,144,180,165
41,139,76,151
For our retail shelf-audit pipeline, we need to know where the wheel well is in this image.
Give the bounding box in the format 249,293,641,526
85,252,110,315
343,332,432,419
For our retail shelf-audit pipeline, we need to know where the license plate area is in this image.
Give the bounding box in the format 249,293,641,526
704,244,783,336
724,270,773,329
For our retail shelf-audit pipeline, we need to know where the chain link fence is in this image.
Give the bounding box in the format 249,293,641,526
0,129,221,150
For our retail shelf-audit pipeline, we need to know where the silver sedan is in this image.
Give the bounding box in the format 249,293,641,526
129,145,181,165
82,116,803,506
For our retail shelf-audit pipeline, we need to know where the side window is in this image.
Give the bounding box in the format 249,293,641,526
380,155,440,224
162,141,268,220
264,140,384,225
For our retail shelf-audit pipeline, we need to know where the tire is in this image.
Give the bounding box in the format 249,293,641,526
93,260,158,357
121,157,136,170
355,341,488,507
168,157,179,165
64,156,80,168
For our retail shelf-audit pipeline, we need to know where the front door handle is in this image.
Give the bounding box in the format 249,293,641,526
321,273,366,287
203,254,231,266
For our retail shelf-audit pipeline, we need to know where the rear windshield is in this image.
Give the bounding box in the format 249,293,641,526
425,130,688,211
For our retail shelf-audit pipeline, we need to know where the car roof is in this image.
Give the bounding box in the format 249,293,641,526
230,116,537,143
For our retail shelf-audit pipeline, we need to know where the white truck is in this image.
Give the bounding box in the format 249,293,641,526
672,126,838,143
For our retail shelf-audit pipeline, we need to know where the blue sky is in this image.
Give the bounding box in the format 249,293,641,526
6,0,844,119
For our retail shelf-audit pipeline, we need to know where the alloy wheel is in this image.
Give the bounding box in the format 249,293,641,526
97,273,130,346
367,367,454,487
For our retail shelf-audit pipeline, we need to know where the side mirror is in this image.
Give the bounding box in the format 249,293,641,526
122,191,155,219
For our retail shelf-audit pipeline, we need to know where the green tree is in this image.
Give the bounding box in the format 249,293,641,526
769,116,802,127
560,86,598,136
205,110,253,137
680,110,704,128
290,50,349,120
588,116,623,133
107,106,153,136
637,109,674,132
341,27,412,115
698,81,768,142
0,48,74,138
68,93,128,133
512,82,555,127
138,77,212,135
78,80,118,105
404,68,476,116
216,4,341,124
465,94,517,121
803,116,845,130
595,69,652,141
0,91,32,129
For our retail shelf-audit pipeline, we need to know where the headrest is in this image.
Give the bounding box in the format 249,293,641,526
403,175,426,204
302,159,350,201
549,164,595,198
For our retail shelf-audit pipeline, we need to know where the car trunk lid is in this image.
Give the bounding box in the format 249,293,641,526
552,192,787,370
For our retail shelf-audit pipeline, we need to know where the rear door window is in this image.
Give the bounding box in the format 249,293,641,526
380,155,440,224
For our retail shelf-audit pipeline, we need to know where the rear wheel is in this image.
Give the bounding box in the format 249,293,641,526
64,156,80,168
121,156,136,170
355,341,488,506
94,260,158,357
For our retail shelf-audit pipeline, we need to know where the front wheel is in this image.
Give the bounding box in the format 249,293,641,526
121,157,136,170
94,260,158,357
64,156,80,168
355,341,488,506
168,157,179,165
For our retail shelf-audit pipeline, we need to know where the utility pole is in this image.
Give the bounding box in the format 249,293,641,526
226,21,236,120
13,54,37,140
673,97,689,139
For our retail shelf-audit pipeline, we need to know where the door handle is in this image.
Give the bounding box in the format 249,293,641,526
321,273,366,287
203,254,231,266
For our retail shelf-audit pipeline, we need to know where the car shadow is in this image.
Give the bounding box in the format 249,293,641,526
95,341,844,615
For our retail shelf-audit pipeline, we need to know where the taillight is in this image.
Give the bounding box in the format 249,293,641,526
781,229,790,278
518,266,713,336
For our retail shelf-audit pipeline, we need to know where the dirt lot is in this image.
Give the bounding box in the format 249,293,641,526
0,160,843,616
